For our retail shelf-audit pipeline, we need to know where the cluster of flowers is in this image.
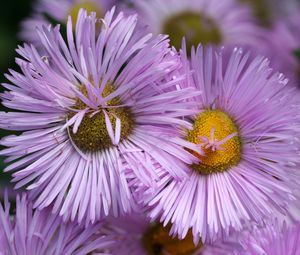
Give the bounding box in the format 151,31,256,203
1,0,300,254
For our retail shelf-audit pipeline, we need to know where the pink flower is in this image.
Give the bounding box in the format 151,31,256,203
0,8,198,224
133,44,300,243
0,193,114,254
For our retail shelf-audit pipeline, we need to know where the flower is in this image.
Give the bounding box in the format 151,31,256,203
102,213,241,255
0,193,114,255
134,44,300,243
129,0,265,54
195,220,300,255
0,9,198,224
208,219,300,255
262,11,300,85
238,221,300,255
20,0,115,45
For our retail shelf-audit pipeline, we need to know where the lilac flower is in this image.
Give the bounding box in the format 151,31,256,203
0,193,114,255
263,11,300,85
134,44,300,243
102,213,241,255
238,221,300,255
0,9,198,224
198,220,300,255
208,219,300,255
20,0,115,45
129,0,265,53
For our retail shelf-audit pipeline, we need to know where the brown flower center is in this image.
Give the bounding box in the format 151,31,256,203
239,0,271,26
143,223,202,255
68,84,134,152
163,11,222,52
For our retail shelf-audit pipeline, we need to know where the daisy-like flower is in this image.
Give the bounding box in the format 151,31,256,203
194,220,300,255
263,11,300,85
0,9,198,224
20,0,115,45
0,193,113,255
134,44,300,243
130,0,264,54
238,221,300,255
103,213,241,255
208,219,300,255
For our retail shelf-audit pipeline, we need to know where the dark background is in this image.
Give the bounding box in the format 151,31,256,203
0,0,34,186
0,1,33,82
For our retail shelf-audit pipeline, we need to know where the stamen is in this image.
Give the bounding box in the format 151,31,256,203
67,84,134,153
186,109,241,175
199,128,238,152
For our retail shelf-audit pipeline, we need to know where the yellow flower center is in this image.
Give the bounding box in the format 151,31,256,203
143,224,202,255
68,84,134,152
68,1,102,25
186,109,241,175
163,11,222,52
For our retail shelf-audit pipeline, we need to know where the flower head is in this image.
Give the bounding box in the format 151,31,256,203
0,193,113,254
134,44,300,243
209,219,300,255
102,213,241,255
130,0,264,54
239,221,300,255
263,11,300,85
20,0,115,45
0,9,198,224
195,219,300,255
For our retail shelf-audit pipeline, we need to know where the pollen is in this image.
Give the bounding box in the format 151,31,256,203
186,109,241,175
163,11,222,52
143,223,202,255
68,84,134,153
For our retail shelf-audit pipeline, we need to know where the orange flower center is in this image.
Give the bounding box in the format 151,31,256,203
186,109,241,175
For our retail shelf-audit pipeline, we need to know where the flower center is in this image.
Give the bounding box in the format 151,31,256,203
239,0,271,26
68,1,102,25
163,11,222,52
143,224,202,255
186,109,241,175
68,84,134,153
